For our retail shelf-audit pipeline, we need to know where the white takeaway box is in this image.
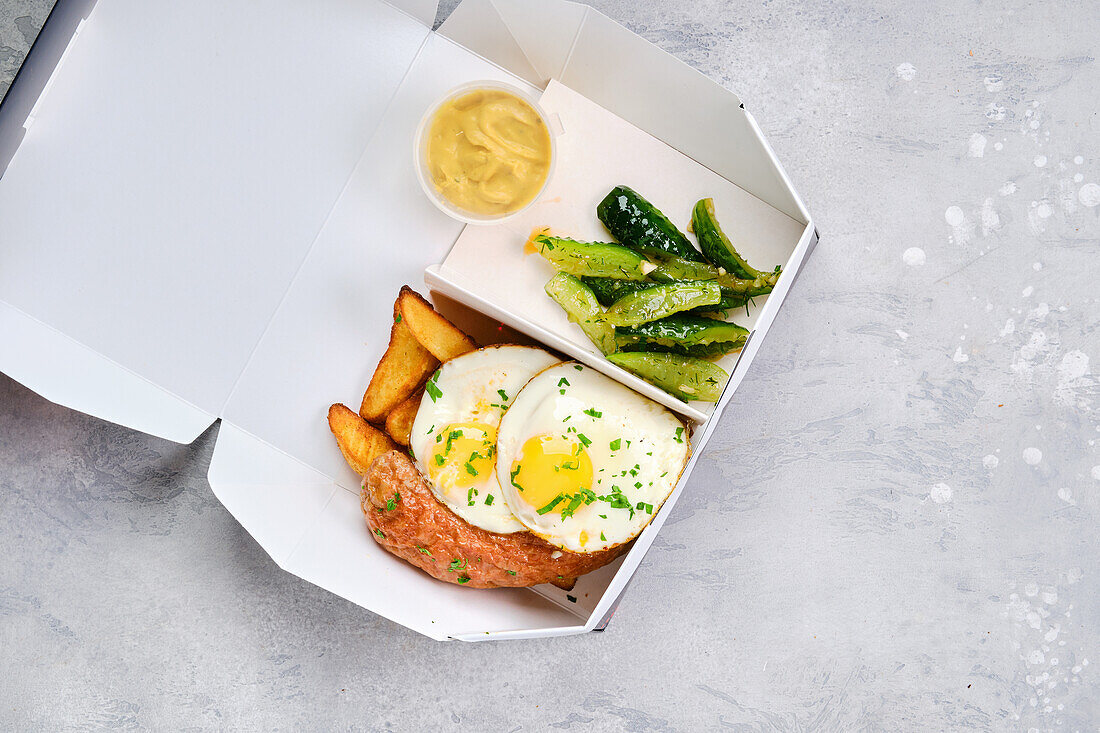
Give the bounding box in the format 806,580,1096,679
0,0,817,640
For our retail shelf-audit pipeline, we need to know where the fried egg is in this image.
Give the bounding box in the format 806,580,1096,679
496,362,689,552
410,345,560,533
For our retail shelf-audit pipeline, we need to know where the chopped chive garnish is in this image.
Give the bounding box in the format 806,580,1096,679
507,570,517,576
577,433,592,448
457,576,470,584
600,531,607,541
557,377,570,387
434,454,445,466
464,461,478,476
497,388,508,402
394,313,402,323
583,408,602,418
416,545,433,558
609,438,621,451
484,494,494,506
561,493,584,519
448,558,467,573
566,594,577,603
537,494,565,515
573,364,583,371
373,528,385,540
425,370,443,402
674,427,684,443
599,514,607,519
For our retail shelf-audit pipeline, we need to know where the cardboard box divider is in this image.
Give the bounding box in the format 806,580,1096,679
0,0,816,640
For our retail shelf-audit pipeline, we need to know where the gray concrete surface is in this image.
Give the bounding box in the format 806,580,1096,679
2,0,1098,729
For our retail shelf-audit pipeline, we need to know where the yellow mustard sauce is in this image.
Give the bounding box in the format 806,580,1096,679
426,88,552,216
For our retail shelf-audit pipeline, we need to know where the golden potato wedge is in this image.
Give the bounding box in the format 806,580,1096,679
385,389,422,447
360,313,438,423
550,576,577,591
328,403,398,475
398,286,477,362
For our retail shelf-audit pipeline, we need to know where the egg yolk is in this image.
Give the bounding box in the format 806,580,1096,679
428,422,497,489
508,434,594,514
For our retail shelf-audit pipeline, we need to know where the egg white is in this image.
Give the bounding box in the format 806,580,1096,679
409,345,559,534
496,362,689,552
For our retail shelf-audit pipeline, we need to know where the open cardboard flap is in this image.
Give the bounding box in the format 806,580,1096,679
0,0,816,640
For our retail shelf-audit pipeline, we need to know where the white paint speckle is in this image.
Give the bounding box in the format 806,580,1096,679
1034,155,1047,167
1001,319,1016,336
986,102,1006,120
1074,173,1084,183
896,329,909,340
1092,466,1100,481
1036,202,1052,219
952,346,969,363
929,483,953,503
1032,262,1043,271
945,206,973,244
1079,182,1100,207
1074,155,1084,165
999,181,1017,196
1022,286,1034,298
1057,487,1075,505
1023,447,1042,465
1058,350,1090,381
1054,350,1093,409
982,455,999,470
994,141,1004,151
968,133,987,158
896,62,916,81
980,198,1000,234
984,75,1004,92
1025,582,1039,596
902,247,925,266
1029,650,1046,665
1068,567,1083,583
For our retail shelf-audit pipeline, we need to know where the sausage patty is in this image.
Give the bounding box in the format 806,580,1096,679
362,450,626,588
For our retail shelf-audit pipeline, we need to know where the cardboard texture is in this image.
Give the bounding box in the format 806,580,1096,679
0,0,816,640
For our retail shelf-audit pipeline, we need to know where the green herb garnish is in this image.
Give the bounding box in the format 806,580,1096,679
425,370,443,402
537,494,565,515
